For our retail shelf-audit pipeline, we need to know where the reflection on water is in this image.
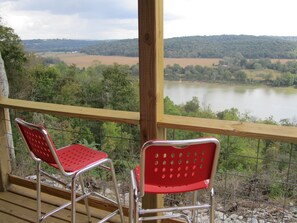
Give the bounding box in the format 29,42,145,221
164,81,297,122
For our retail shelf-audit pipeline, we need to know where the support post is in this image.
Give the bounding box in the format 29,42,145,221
138,0,164,221
0,53,12,191
0,109,11,191
138,0,164,143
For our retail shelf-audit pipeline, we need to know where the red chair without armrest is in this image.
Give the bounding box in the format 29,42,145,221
15,118,125,223
129,138,220,223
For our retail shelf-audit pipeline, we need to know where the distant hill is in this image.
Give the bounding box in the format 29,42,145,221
23,39,102,52
23,35,297,59
163,35,297,59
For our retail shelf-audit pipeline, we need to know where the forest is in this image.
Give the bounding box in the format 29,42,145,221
23,35,297,59
1,20,296,205
23,39,101,52
163,57,297,87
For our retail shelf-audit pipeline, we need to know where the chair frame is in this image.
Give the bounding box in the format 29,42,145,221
129,138,220,223
15,118,125,223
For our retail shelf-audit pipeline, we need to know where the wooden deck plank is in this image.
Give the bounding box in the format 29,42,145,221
8,184,120,222
0,199,68,223
0,191,101,223
0,212,31,223
0,180,128,223
1,182,125,222
8,175,129,221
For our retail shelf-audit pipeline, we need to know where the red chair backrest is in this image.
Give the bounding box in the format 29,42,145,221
16,118,58,164
142,139,219,190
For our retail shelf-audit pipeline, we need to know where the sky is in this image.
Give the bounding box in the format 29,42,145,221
0,0,297,40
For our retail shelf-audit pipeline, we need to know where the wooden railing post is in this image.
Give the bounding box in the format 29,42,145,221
138,0,164,221
0,109,11,191
0,53,12,191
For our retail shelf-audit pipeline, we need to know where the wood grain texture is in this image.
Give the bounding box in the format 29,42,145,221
0,98,139,125
160,115,297,143
2,176,128,223
138,0,165,218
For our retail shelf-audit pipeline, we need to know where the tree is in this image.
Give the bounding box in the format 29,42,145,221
263,73,273,82
252,63,263,70
31,65,60,102
0,18,26,69
184,97,200,113
234,70,247,82
221,69,232,81
217,108,241,121
101,122,135,174
274,72,295,86
0,18,27,92
100,64,138,111
164,96,181,115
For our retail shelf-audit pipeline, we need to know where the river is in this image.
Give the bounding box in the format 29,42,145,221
164,81,297,122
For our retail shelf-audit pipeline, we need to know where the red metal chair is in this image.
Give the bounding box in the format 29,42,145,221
129,138,220,223
15,118,125,223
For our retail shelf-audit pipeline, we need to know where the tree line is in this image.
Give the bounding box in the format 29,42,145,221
163,56,297,87
23,35,297,59
79,35,297,59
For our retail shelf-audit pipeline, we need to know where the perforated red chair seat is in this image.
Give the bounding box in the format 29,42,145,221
51,144,108,172
129,138,220,223
134,166,209,194
15,118,124,223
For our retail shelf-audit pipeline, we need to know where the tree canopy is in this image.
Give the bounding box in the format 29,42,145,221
0,17,27,97
23,35,297,59
0,18,27,74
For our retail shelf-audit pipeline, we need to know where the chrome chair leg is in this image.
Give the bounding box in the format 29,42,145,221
192,191,198,223
79,175,92,222
129,178,134,223
36,161,42,223
134,196,139,223
71,176,77,223
108,159,125,223
210,188,215,223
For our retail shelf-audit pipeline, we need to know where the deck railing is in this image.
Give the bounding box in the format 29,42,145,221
0,98,296,222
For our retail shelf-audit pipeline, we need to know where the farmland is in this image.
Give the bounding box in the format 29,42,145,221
39,52,221,68
39,52,295,69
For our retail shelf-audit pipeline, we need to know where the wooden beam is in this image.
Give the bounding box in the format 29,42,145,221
139,0,164,143
160,115,297,144
0,98,139,125
138,0,164,221
1,99,297,144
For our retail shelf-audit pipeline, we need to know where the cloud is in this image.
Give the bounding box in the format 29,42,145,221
163,0,297,38
1,0,297,40
0,0,138,39
7,0,137,19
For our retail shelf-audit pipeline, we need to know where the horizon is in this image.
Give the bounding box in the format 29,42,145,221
21,34,297,41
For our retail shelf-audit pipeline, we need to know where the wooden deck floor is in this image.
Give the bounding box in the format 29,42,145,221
0,176,128,223
0,175,179,223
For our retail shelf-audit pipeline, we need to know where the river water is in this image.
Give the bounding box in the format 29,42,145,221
164,81,297,122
